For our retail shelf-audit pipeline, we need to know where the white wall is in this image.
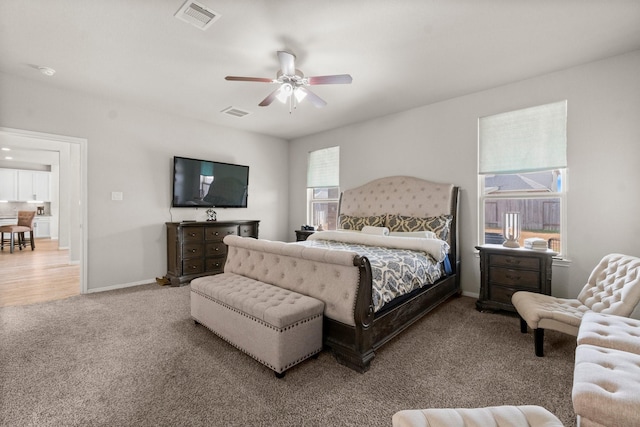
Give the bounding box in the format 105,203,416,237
0,72,289,291
289,50,640,300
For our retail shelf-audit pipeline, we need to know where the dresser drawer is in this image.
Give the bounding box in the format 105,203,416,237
489,266,540,290
206,226,238,241
489,254,540,270
206,242,227,257
182,258,204,274
182,243,204,258
205,257,225,273
239,224,257,237
182,227,204,241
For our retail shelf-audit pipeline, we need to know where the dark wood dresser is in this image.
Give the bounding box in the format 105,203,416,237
476,244,555,312
165,220,259,286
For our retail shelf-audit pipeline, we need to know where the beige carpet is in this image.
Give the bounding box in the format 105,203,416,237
0,284,576,426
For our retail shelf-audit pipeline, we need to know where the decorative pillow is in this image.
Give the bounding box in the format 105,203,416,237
339,214,386,231
389,231,437,239
387,214,453,241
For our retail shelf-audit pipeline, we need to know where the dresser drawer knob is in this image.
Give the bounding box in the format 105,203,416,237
506,274,521,280
506,258,520,265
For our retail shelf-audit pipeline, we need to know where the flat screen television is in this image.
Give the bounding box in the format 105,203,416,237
172,156,249,208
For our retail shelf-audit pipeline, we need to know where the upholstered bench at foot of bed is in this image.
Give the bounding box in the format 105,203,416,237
392,405,564,427
190,273,324,377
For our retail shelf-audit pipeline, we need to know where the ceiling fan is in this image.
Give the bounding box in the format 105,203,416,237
225,51,352,112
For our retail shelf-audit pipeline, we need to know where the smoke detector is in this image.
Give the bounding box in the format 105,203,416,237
174,0,221,30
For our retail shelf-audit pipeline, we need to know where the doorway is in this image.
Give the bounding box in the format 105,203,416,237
0,127,87,306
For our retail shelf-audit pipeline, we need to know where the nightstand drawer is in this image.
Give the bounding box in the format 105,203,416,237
489,285,519,307
489,254,540,270
489,266,540,289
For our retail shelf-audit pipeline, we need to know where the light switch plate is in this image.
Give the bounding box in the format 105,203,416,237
111,191,123,201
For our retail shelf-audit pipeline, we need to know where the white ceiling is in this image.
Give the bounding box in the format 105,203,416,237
1,0,640,147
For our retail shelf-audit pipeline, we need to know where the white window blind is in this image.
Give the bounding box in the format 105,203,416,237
307,146,339,188
479,100,567,174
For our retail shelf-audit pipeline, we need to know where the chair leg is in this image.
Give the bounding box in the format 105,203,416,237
520,317,527,333
10,231,15,253
30,231,35,250
534,328,545,357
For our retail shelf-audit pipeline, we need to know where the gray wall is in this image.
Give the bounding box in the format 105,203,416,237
0,72,290,292
289,50,640,301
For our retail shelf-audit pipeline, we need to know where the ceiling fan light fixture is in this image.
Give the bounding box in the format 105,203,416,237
294,87,307,102
276,83,293,103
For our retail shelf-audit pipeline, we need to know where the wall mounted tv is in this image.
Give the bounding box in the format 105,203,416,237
172,156,249,208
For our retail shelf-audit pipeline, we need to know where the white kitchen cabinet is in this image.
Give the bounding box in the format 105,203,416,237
17,170,51,201
0,169,18,201
34,217,51,238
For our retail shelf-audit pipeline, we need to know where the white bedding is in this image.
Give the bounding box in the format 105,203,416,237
307,230,449,262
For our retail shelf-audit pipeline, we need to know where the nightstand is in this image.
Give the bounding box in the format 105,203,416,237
295,229,315,241
476,244,555,312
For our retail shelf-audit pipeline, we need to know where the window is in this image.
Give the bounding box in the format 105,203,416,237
478,101,567,255
307,146,339,230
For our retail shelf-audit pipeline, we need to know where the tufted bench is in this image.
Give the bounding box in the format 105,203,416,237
572,312,640,427
392,405,564,427
191,272,324,377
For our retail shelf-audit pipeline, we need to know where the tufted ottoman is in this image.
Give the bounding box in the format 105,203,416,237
392,405,564,427
191,273,324,377
572,312,640,427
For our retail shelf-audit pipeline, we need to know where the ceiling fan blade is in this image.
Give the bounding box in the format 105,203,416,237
225,76,273,83
298,87,327,108
258,87,282,107
307,74,353,85
277,51,296,76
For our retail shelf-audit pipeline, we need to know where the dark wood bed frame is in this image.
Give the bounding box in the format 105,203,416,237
322,176,461,372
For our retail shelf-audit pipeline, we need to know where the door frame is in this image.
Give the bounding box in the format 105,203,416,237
0,127,88,293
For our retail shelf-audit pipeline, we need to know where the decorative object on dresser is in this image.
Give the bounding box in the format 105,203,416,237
512,252,640,357
476,244,555,313
502,212,521,248
165,220,259,286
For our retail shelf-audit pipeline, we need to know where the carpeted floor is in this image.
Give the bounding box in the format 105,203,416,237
0,284,577,426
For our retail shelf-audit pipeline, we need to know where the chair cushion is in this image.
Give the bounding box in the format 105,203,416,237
573,344,640,427
392,405,563,427
512,291,587,331
577,312,640,354
0,225,31,233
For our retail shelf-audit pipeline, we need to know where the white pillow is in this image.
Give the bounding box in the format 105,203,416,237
361,226,390,236
389,231,437,239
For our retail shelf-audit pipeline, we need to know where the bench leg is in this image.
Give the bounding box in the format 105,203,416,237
534,328,545,357
520,317,527,333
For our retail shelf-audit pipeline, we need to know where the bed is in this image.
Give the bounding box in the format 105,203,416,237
298,175,460,372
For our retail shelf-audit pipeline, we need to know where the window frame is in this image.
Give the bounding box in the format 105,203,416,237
478,171,567,257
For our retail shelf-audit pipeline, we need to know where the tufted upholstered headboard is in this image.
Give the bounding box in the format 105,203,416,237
339,176,455,218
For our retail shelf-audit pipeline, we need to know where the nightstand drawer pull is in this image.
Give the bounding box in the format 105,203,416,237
505,258,520,265
505,274,521,280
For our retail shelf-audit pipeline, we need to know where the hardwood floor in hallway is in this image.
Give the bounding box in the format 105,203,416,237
0,238,80,307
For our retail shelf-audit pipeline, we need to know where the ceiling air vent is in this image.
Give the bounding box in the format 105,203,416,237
221,107,251,118
174,0,221,30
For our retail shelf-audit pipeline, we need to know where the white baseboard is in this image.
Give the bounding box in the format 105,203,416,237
85,279,157,294
461,290,479,299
